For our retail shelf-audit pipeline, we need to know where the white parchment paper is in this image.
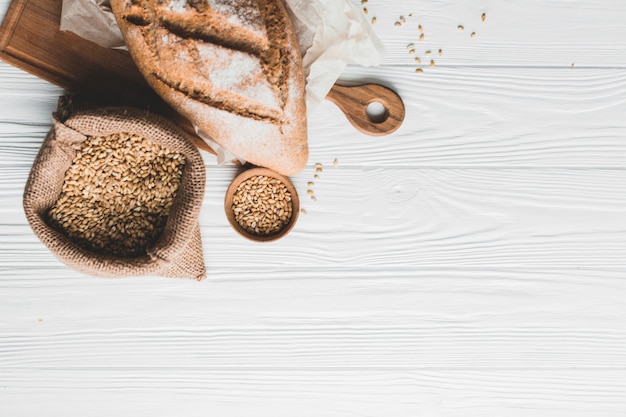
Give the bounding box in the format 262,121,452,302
60,0,385,163
60,0,125,49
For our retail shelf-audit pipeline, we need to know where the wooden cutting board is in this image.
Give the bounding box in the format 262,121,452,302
0,0,215,153
0,0,405,148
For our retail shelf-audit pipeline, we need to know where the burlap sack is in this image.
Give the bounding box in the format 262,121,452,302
23,96,207,280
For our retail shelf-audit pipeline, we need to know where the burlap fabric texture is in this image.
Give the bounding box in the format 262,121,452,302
23,96,207,280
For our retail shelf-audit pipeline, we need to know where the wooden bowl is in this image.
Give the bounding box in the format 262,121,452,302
224,167,300,242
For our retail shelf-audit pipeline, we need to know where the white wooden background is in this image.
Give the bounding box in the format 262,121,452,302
2,0,626,415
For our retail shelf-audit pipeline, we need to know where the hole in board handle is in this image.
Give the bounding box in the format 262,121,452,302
366,101,389,124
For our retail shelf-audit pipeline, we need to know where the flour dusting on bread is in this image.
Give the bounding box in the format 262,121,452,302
111,0,308,175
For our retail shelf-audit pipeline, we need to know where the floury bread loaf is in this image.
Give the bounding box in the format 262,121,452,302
110,0,308,176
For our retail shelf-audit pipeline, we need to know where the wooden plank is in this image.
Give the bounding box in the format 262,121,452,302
1,165,625,269
1,368,625,416
1,267,625,368
0,63,62,131
3,64,626,169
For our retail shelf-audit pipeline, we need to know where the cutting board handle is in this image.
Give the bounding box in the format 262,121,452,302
326,83,405,136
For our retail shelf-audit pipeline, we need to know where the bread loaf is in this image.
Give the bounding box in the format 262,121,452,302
110,0,308,176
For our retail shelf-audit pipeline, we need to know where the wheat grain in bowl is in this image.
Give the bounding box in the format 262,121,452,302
47,132,186,257
225,167,300,242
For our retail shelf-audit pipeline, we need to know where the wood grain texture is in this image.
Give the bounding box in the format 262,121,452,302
2,0,626,415
326,83,405,135
2,267,626,367
1,369,625,416
1,165,625,269
320,65,626,168
1,266,625,415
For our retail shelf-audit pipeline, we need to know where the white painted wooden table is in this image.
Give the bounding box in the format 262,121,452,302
2,1,626,415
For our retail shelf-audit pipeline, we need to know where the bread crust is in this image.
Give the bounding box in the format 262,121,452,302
110,0,308,176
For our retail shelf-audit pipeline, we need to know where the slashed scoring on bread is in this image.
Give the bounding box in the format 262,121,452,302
111,0,308,176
